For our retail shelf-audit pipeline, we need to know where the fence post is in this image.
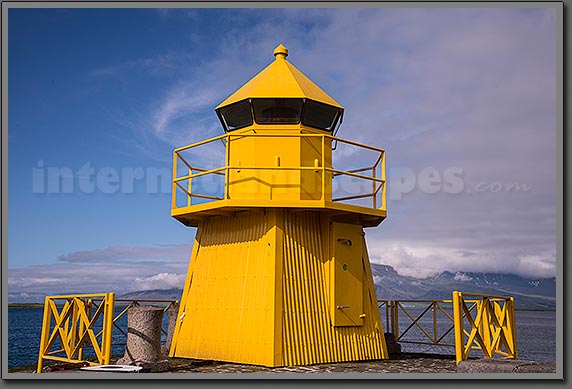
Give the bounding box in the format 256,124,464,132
36,297,52,373
432,302,437,344
481,297,491,356
101,293,115,365
508,297,518,359
452,291,464,364
392,301,399,339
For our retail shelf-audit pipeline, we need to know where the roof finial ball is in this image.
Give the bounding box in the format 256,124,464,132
273,44,288,59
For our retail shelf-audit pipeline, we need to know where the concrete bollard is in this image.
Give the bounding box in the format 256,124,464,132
162,303,179,354
116,305,170,372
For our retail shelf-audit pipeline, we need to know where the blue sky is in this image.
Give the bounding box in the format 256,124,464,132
8,7,558,298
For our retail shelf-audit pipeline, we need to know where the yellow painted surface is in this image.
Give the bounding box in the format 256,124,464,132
281,211,387,365
171,209,387,366
300,134,332,200
330,222,364,327
170,210,278,365
215,45,343,110
171,131,386,227
37,293,115,373
452,291,518,364
226,128,333,202
228,130,302,201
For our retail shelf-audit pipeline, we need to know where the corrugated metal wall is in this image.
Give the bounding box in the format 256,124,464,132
281,211,387,365
171,209,387,366
171,210,278,365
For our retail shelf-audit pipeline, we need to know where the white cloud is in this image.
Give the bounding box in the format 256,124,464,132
151,81,221,146
130,273,187,291
8,247,191,299
368,239,556,280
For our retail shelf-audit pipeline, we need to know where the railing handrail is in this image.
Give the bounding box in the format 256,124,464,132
453,292,513,301
114,298,179,303
172,132,386,212
174,132,386,154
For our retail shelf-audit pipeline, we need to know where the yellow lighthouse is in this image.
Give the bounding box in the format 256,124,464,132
169,44,388,366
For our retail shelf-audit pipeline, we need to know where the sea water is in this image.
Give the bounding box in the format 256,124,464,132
7,307,557,369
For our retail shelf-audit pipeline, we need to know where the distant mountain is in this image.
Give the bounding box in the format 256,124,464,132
371,264,556,309
8,266,556,309
8,292,48,304
119,288,183,301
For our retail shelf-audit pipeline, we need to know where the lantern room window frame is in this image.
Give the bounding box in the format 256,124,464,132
216,98,344,133
216,100,254,131
252,98,304,124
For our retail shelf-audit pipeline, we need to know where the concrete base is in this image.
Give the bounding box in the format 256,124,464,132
457,359,556,373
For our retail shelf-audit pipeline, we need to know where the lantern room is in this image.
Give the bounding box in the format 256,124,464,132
215,44,343,133
170,44,386,227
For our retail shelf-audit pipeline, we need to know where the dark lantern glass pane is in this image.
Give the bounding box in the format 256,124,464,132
252,98,303,124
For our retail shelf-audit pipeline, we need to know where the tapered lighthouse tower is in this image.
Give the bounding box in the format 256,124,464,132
169,45,388,366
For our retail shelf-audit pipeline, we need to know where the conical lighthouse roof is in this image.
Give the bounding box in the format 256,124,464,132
215,44,343,110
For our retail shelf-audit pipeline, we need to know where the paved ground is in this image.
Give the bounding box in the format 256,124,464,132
170,354,458,374
15,353,458,375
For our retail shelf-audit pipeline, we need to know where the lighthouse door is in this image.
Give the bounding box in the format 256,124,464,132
331,222,365,327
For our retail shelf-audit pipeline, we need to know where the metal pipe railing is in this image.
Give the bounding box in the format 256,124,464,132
171,132,386,212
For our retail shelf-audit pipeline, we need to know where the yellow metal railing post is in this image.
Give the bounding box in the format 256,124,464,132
452,291,464,364
224,134,230,200
36,297,52,373
372,166,376,209
172,151,179,210
481,297,491,356
101,292,115,365
510,297,518,358
381,150,386,211
69,298,80,359
321,134,325,201
77,298,88,361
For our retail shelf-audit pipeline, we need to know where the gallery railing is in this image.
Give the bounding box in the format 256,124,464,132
171,132,386,212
